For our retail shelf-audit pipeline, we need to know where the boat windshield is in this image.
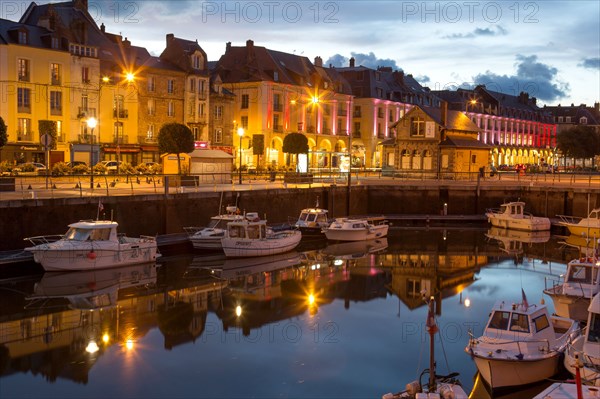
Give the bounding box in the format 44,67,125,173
299,212,309,222
488,311,510,330
589,312,600,343
509,313,530,333
64,227,91,241
207,219,225,229
567,265,594,284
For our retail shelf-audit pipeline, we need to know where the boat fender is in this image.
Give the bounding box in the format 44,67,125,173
87,250,96,260
438,385,456,399
405,381,420,395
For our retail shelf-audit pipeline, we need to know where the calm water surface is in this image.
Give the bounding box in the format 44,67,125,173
0,229,579,398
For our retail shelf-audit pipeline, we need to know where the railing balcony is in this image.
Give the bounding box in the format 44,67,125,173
138,135,157,144
339,129,348,135
77,134,93,144
50,107,62,116
18,74,30,82
353,111,362,118
51,78,61,86
337,109,347,116
323,128,332,135
18,105,31,114
307,126,315,133
273,103,283,112
274,125,283,133
17,131,34,141
113,109,128,119
78,107,96,118
112,136,129,144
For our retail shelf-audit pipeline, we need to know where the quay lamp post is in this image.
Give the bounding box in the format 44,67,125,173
237,127,244,184
87,117,97,189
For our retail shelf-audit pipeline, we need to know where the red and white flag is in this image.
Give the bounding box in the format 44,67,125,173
521,288,529,309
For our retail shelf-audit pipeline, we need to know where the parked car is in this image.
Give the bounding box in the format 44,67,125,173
13,162,47,175
97,160,122,174
66,161,87,168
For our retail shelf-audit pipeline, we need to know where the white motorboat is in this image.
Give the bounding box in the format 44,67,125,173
563,292,600,386
485,201,551,231
544,255,600,321
466,295,580,390
184,205,244,250
532,382,599,398
293,200,331,239
558,208,600,238
24,220,159,271
382,295,468,399
221,213,302,258
323,216,388,242
26,262,157,310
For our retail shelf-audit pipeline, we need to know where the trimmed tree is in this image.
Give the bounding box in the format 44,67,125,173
282,132,309,172
157,123,195,175
0,117,7,163
557,125,600,168
38,120,58,150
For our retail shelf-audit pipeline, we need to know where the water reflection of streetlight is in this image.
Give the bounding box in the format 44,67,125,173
87,117,97,189
237,127,244,184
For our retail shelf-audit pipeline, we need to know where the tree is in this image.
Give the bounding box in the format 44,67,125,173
252,134,264,167
38,120,57,150
557,126,600,167
0,117,6,163
158,123,195,175
282,133,309,172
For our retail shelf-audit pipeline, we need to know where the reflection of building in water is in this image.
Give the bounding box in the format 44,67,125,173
0,262,226,382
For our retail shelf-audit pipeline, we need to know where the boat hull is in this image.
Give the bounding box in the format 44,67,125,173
26,242,159,271
190,235,224,250
564,335,600,387
221,231,301,258
472,353,561,389
324,224,388,241
487,217,551,231
298,226,326,238
564,225,600,238
543,289,593,321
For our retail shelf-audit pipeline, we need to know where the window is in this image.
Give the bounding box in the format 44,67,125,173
214,128,223,143
18,59,29,81
241,116,248,129
558,116,564,123
353,106,361,117
148,77,155,92
354,121,361,135
51,37,60,49
377,107,384,118
17,118,31,139
147,99,155,115
241,94,249,109
273,93,282,112
509,313,529,333
50,91,62,114
488,311,510,330
588,312,600,343
18,31,27,44
147,124,155,140
17,88,31,112
81,66,90,83
410,116,425,136
356,71,364,81
214,105,223,119
190,78,195,92
113,95,125,118
50,63,61,85
274,71,279,82
273,114,281,131
389,110,394,122
199,103,205,117
114,122,123,142
199,80,205,96
567,265,593,284
533,314,550,333
191,127,199,140
56,120,62,141
192,54,201,69
167,79,174,94
566,116,571,123
580,117,588,124
167,101,174,117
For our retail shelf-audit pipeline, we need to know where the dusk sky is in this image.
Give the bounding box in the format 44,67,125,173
15,0,600,106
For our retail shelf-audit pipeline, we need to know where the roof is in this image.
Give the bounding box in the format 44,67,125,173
391,105,480,133
189,149,234,159
439,136,492,149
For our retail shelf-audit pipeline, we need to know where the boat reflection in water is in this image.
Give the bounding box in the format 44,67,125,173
485,226,551,260
0,229,567,397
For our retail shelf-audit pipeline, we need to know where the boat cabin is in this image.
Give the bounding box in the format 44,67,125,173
227,213,268,240
296,208,329,228
585,294,600,347
64,220,119,242
562,258,600,296
484,301,559,341
499,201,526,218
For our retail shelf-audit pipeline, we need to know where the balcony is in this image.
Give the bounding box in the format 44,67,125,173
138,135,157,144
112,135,129,144
17,131,34,141
273,103,283,112
113,109,128,119
307,126,315,133
337,109,347,117
77,134,93,144
50,107,62,116
323,128,332,135
18,74,30,82
353,111,362,118
51,78,61,86
78,107,97,118
18,105,31,114
273,125,283,133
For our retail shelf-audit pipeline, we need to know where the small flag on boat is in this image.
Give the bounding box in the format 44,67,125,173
521,288,529,309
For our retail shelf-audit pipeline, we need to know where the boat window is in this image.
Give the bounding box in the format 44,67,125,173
64,227,91,241
90,228,111,241
307,214,317,222
260,225,267,238
229,226,243,238
207,219,221,228
533,314,550,333
247,225,259,239
509,313,530,333
488,311,510,330
567,265,592,283
299,212,308,221
316,214,327,223
588,313,600,343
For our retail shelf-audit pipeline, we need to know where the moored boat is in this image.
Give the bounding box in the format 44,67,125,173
293,199,331,239
485,201,551,231
544,254,600,321
221,213,302,258
466,294,580,390
323,216,388,242
563,292,600,386
558,208,600,238
24,220,159,271
184,205,243,250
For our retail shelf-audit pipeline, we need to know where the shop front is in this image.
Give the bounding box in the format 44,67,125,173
1,143,47,165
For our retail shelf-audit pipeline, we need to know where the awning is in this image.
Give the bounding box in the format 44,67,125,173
103,147,140,153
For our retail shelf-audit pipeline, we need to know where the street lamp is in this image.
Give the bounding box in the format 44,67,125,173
312,96,319,168
237,127,244,184
87,117,97,189
116,71,135,175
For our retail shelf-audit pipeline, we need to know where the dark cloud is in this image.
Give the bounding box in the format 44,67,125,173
415,75,431,84
325,52,400,70
579,57,600,69
472,55,569,102
444,25,507,39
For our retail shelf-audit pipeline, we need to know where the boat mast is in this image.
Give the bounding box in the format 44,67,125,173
425,295,438,391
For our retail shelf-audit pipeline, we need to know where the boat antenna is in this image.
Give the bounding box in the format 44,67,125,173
316,196,319,208
424,294,438,392
218,191,224,214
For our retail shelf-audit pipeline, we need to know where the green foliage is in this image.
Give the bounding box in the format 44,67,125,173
557,126,600,161
282,133,309,154
72,164,89,174
252,134,264,156
0,161,12,173
20,163,35,172
120,162,136,174
38,120,58,150
158,123,195,175
52,162,70,176
0,117,7,149
93,163,107,174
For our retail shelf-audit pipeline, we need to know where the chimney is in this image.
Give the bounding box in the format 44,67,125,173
246,39,254,63
595,102,599,112
531,97,537,106
166,33,174,47
314,56,322,67
123,37,130,47
226,41,231,53
441,100,448,127
246,39,254,49
100,23,105,33
349,57,355,67
393,71,405,85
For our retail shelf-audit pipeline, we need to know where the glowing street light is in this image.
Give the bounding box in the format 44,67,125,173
87,117,97,189
237,127,244,184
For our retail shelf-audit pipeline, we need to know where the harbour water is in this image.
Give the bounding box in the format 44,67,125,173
0,228,581,398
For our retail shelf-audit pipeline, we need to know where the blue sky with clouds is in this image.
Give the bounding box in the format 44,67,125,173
16,0,600,105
